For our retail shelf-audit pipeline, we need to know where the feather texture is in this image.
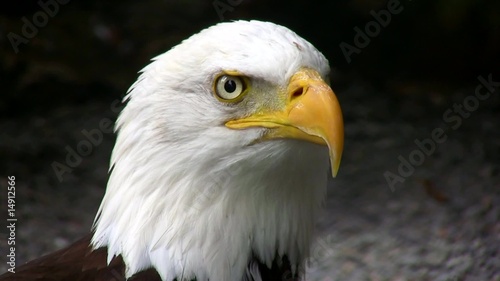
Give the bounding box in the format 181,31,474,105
0,236,300,281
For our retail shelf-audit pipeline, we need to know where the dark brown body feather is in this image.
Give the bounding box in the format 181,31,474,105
0,234,298,281
0,234,160,281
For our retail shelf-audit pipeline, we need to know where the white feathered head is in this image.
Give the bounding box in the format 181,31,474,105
92,20,343,281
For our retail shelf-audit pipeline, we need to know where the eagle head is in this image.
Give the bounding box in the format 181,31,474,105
91,20,343,281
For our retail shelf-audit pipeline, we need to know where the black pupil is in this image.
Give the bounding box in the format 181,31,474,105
224,79,237,93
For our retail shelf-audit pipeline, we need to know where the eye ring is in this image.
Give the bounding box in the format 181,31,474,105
214,74,247,102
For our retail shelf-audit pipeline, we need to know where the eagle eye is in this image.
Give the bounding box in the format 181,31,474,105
214,74,247,102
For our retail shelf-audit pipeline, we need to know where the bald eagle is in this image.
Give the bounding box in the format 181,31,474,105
0,20,343,281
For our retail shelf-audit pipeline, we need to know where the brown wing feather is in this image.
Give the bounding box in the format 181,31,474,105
0,234,161,281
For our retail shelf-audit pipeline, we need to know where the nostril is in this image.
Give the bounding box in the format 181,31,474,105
291,87,304,100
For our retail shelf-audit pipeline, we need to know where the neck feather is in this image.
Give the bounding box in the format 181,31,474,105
91,136,329,281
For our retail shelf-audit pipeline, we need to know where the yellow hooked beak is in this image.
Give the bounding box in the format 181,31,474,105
225,68,344,177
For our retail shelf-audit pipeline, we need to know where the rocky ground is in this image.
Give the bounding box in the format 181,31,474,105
1,77,499,280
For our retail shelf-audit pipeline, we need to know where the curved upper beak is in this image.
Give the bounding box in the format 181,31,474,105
225,68,344,177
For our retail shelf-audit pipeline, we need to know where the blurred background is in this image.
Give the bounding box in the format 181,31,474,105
1,0,499,280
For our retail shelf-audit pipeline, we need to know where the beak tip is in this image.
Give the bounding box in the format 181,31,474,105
331,165,339,178
329,153,342,178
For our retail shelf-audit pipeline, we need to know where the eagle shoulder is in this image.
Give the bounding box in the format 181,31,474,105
0,234,161,281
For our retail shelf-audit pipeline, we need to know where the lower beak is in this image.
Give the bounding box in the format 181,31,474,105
225,68,344,177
